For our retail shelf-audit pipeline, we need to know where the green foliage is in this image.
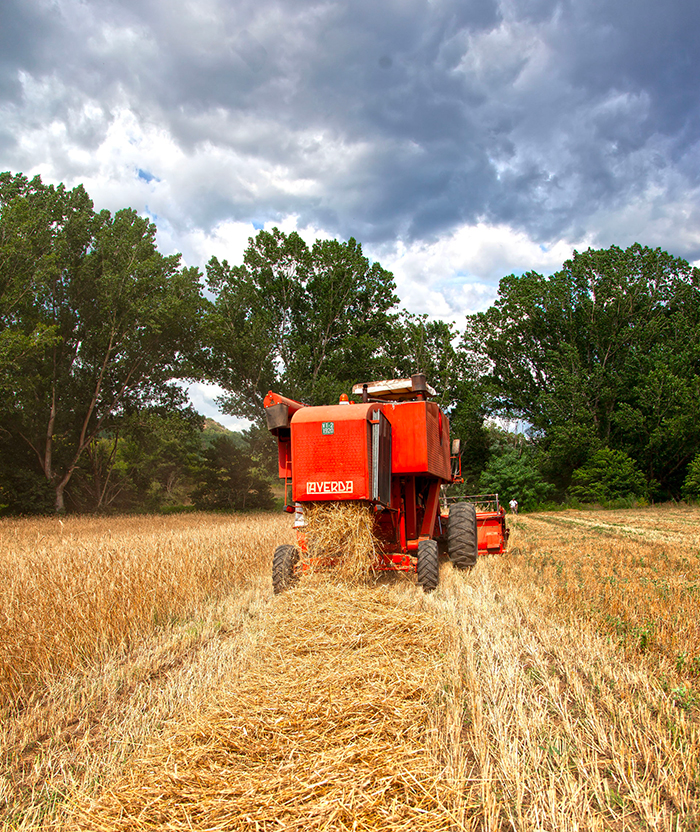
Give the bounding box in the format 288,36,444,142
65,408,204,513
0,434,54,515
539,422,602,493
17,173,700,516
465,243,700,497
478,440,553,511
448,383,490,491
681,453,700,502
191,434,274,511
568,448,647,504
201,418,245,449
389,314,460,408
0,171,207,512
239,422,280,483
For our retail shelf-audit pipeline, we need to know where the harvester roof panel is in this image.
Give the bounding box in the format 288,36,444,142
351,378,437,400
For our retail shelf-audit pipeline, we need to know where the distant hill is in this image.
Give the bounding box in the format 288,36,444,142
201,418,246,449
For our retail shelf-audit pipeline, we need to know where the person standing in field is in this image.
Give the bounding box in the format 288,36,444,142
509,498,518,514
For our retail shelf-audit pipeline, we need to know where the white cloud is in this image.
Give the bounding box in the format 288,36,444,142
585,180,700,254
173,219,260,271
186,382,252,432
374,222,592,324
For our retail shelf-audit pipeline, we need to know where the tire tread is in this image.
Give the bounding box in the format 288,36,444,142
272,544,300,594
417,539,439,592
448,502,478,569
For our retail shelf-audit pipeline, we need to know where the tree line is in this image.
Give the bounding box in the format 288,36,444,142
2,171,699,514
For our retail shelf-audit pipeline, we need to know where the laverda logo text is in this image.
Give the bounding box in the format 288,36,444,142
307,480,353,495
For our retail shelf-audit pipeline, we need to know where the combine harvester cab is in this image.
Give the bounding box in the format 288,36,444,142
264,374,509,593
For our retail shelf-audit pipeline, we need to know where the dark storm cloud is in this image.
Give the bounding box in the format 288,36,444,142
0,0,53,80
2,0,700,255
560,0,700,133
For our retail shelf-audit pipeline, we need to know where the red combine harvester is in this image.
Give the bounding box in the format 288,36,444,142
264,374,509,593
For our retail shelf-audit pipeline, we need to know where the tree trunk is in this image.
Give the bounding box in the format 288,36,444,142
55,481,66,514
54,468,77,514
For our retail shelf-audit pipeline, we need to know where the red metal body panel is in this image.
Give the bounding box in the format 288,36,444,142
382,401,451,479
291,403,382,502
277,438,292,479
476,509,509,554
420,480,442,539
404,477,417,539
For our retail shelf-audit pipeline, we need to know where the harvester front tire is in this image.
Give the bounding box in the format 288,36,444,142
417,539,439,593
448,502,478,569
272,544,300,595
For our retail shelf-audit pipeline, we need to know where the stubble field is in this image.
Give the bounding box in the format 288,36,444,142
1,505,699,830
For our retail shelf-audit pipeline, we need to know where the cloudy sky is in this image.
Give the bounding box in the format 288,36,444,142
2,0,700,425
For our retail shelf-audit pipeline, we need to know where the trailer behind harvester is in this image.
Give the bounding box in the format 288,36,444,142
265,375,509,593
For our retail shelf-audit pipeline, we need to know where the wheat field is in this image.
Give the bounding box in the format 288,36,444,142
1,506,699,830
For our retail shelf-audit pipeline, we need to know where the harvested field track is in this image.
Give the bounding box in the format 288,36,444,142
72,585,458,831
2,507,700,830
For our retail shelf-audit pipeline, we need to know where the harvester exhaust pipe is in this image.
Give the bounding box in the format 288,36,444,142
411,373,428,400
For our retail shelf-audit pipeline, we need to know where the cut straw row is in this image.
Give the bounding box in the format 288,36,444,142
71,583,457,830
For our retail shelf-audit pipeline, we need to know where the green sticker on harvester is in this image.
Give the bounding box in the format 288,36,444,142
322,421,334,435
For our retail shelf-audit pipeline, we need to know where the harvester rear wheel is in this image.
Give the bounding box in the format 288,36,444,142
272,544,300,595
417,539,439,592
448,502,478,569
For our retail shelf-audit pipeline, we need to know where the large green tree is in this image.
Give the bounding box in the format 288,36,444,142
0,172,207,512
191,433,274,511
68,406,205,513
465,244,700,496
205,228,400,417
568,448,647,504
478,445,553,511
